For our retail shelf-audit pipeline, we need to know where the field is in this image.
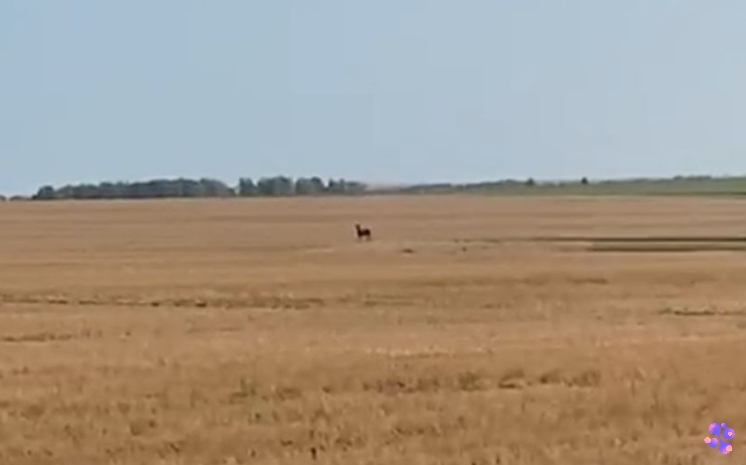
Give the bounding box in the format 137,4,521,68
1,195,745,464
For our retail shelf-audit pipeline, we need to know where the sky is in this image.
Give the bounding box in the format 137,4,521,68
2,1,746,195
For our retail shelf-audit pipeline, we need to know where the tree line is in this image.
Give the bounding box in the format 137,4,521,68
29,176,366,200
10,174,741,202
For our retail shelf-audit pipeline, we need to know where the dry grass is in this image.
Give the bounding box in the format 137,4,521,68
1,195,745,464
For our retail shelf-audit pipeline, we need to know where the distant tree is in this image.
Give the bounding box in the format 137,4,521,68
256,178,273,196
581,177,589,185
55,185,74,199
294,177,326,195
70,184,99,199
0,195,6,202
343,181,366,194
257,176,294,196
276,176,295,195
32,185,57,200
326,178,341,194
525,178,536,187
199,178,235,197
309,177,325,193
294,177,311,195
238,178,258,196
324,178,366,195
97,182,122,199
180,179,207,197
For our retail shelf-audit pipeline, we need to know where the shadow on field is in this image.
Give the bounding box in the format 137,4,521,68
588,242,746,252
528,235,746,243
541,235,746,253
459,235,746,253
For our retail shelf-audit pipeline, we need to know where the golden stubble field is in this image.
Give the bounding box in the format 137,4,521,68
1,195,746,465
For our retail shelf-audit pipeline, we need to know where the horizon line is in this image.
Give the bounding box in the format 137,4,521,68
4,172,746,197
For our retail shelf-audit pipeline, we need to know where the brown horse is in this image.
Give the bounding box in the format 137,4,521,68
355,223,372,241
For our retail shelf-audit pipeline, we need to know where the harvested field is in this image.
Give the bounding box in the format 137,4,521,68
0,195,745,464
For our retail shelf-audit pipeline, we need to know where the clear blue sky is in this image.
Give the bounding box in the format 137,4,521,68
2,1,746,195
